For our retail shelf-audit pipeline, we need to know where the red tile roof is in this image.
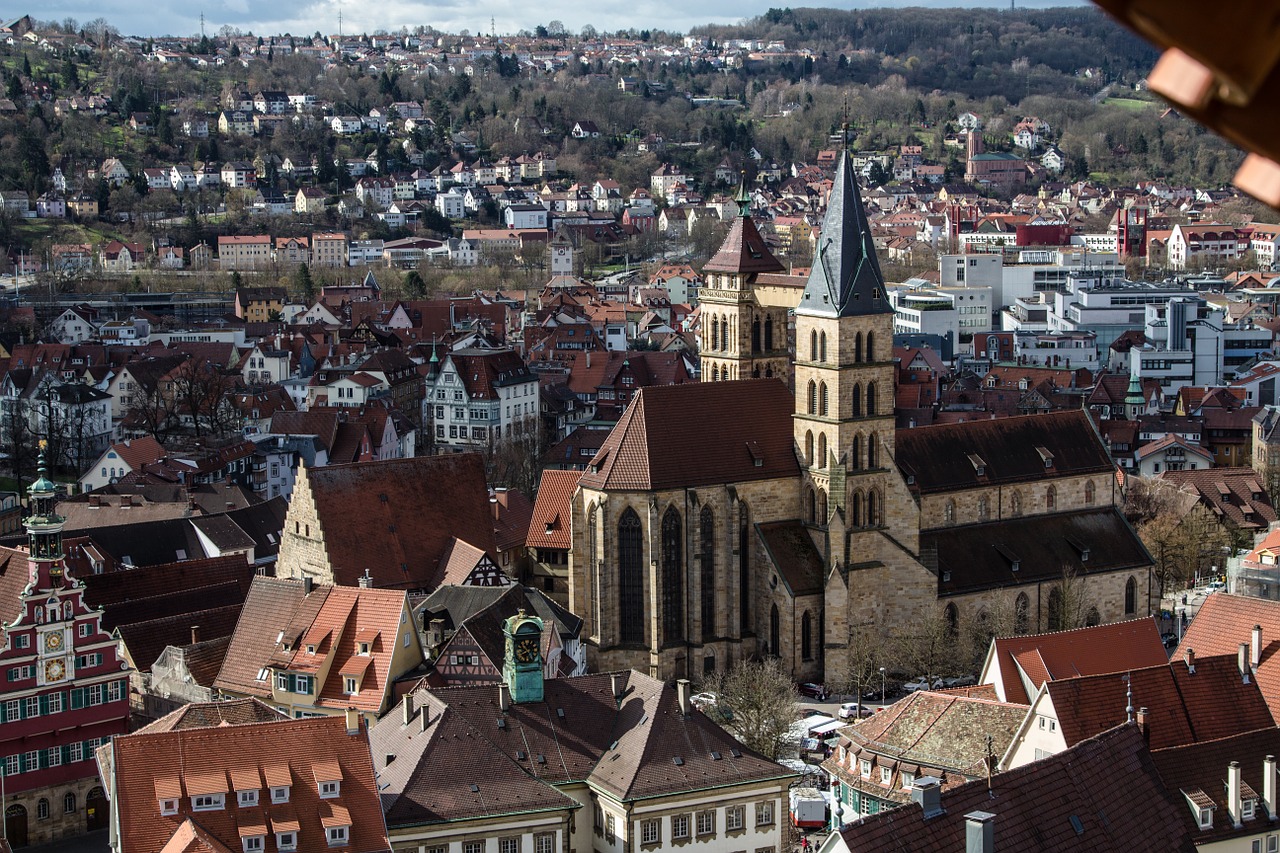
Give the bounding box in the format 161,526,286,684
985,618,1169,704
579,379,799,491
109,715,390,853
836,724,1194,852
1047,653,1274,751
1178,593,1280,716
702,213,786,274
1159,467,1278,530
298,455,496,590
527,469,581,550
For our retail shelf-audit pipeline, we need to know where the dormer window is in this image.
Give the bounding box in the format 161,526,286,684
320,781,340,798
237,790,258,807
1198,807,1212,829
306,645,316,655
326,826,349,847
358,642,370,656
159,798,178,815
344,677,358,695
276,832,297,852
1243,798,1257,820
271,786,290,804
243,836,264,853
192,794,224,812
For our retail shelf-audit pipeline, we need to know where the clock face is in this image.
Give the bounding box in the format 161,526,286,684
44,631,63,651
514,636,539,665
45,658,65,682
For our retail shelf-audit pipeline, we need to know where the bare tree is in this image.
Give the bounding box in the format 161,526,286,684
890,610,965,685
826,620,883,714
700,657,800,761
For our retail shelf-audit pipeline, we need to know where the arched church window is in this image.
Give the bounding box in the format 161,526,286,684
1084,480,1095,504
806,487,816,524
738,504,750,632
1124,576,1137,616
854,332,863,363
818,489,827,524
1010,492,1022,516
817,434,827,469
805,431,814,467
1047,586,1065,631
661,508,683,642
851,434,862,470
801,611,813,661
769,604,780,657
807,381,817,415
866,331,876,362
851,491,863,527
1046,485,1057,511
711,317,719,351
751,318,761,354
819,331,827,362
944,603,959,638
867,433,878,468
866,382,877,417
851,384,861,418
944,500,956,524
618,509,644,644
977,496,989,520
1085,607,1101,627
820,382,829,417
765,317,774,351
700,506,716,640
867,490,879,527
810,330,818,361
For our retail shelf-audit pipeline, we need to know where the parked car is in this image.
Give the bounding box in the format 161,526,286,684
1161,632,1178,649
1206,580,1226,592
798,682,829,701
903,676,944,693
941,674,977,688
838,702,876,720
690,692,718,710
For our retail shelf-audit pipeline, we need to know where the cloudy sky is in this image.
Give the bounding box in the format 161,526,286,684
36,0,1086,40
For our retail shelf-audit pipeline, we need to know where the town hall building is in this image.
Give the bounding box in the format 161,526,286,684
569,152,1153,683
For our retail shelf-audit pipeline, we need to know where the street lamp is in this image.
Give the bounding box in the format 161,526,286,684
879,667,886,703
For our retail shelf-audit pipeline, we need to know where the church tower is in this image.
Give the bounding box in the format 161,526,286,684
793,151,898,538
698,183,790,383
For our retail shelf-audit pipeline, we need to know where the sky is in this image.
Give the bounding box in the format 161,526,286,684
32,0,1087,41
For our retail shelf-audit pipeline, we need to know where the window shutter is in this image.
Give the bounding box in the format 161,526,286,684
39,695,49,715
70,688,84,709
61,745,70,765
38,749,48,769
17,700,25,720
0,703,6,724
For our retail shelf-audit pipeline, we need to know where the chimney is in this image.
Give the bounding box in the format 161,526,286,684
302,576,313,595
611,673,624,706
1254,625,1263,669
910,776,944,820
226,501,235,511
1240,643,1251,684
401,693,414,726
88,494,100,508
676,679,691,716
190,625,201,645
1184,647,1196,673
345,707,360,735
1229,761,1244,828
1136,707,1149,743
499,682,511,712
1265,755,1277,820
965,811,995,853
358,569,373,589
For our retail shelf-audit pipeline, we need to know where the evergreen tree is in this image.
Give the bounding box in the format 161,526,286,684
21,55,31,78
403,270,426,297
61,58,78,90
295,263,315,302
230,271,243,290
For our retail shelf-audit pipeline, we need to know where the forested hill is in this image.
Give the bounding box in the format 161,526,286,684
693,7,1158,100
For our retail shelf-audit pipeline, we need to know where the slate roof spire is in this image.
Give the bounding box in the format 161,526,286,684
798,150,891,317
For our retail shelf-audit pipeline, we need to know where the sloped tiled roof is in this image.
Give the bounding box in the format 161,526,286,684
925,508,1152,597
1178,593,1280,716
527,469,581,550
300,455,496,590
1159,466,1278,530
135,697,287,735
214,577,329,698
579,380,798,491
116,604,245,673
415,584,581,639
110,715,390,853
896,410,1114,493
757,520,826,596
702,213,785,274
835,724,1194,852
1047,653,1275,751
987,618,1169,705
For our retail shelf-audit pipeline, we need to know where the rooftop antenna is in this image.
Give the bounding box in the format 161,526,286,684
338,0,343,39
491,17,496,40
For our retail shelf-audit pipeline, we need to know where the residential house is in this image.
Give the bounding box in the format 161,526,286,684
218,236,272,271
311,233,348,268
423,348,539,451
100,241,145,273
295,187,326,215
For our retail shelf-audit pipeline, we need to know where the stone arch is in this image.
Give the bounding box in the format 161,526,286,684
818,489,828,524
804,430,814,466
807,380,817,415
661,506,683,642
700,505,716,640
801,610,813,661
810,330,818,361
851,491,863,527
819,382,829,416
867,489,880,527
1124,575,1137,616
1085,606,1101,627
1047,586,1065,631
618,508,644,644
1015,593,1030,634
867,432,878,468
806,486,817,524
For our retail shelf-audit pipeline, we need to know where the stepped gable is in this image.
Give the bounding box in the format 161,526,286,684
304,454,495,589
797,149,891,318
579,379,798,491
896,410,1114,494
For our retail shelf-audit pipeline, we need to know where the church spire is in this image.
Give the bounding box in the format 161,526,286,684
25,440,66,571
798,150,891,318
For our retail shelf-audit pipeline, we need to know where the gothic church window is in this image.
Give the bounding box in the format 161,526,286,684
851,492,862,527
765,317,774,351
806,487,817,524
866,383,877,417
977,496,989,520
752,318,761,354
818,490,827,524
810,331,818,361
854,332,863,363
867,433,878,468
1015,593,1030,634
618,509,644,644
944,500,956,524
867,490,880,527
738,504,750,633
818,434,827,469
851,384,861,418
819,331,827,362
661,508,684,642
700,506,716,640
805,431,814,467
807,381,817,415
866,331,876,362
1046,485,1057,511
820,383,829,416
1010,492,1022,516
1124,576,1137,616
851,435,862,470
770,604,780,657
1084,480,1095,504
944,603,959,638
1047,586,1064,631
1085,607,1101,627
801,611,813,661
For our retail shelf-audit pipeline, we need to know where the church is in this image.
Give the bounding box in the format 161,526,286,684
569,151,1153,684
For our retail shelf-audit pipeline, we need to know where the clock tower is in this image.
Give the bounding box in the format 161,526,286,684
0,441,131,845
502,611,544,704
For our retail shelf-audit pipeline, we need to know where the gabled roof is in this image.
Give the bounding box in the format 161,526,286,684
1046,653,1275,751
298,455,496,590
1159,466,1277,530
135,697,286,735
579,379,798,491
416,584,582,639
986,617,1169,704
834,725,1194,852
797,150,891,318
701,209,784,274
527,469,581,550
897,410,1115,494
1178,593,1280,715
110,715,390,853
214,577,329,697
